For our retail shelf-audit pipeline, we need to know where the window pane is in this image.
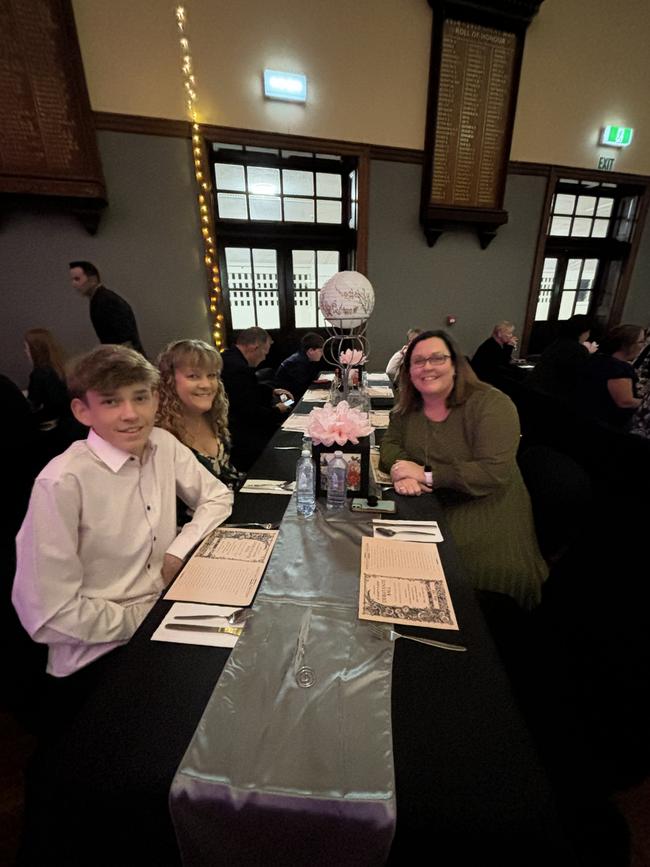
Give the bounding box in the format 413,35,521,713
217,193,248,220
316,173,342,198
215,163,246,191
247,166,280,195
574,290,591,315
315,153,342,161
282,169,314,195
246,146,279,155
558,291,576,320
317,199,342,223
281,149,312,159
540,257,558,290
581,259,599,287
249,195,282,221
294,290,317,328
292,250,316,289
550,215,571,235
571,217,592,237
596,198,614,218
564,259,582,290
317,250,340,286
592,219,609,238
534,289,552,321
255,290,280,329
284,197,315,222
576,195,596,216
252,249,278,290
224,248,253,289
554,194,575,215
229,291,256,329
212,142,243,152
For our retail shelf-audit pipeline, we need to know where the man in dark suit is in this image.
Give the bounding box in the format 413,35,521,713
221,327,292,470
70,261,146,356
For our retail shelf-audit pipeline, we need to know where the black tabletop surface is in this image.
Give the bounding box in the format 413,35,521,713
21,398,569,867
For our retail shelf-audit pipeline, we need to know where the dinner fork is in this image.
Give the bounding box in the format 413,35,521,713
369,622,467,652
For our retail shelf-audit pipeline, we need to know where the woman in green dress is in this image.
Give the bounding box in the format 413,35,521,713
157,339,245,490
380,330,546,609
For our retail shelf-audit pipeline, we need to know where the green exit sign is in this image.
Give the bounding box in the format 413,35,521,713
600,126,634,147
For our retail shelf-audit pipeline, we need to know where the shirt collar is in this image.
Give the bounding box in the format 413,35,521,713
86,428,156,472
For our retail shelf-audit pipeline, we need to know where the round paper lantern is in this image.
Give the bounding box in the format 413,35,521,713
318,271,375,329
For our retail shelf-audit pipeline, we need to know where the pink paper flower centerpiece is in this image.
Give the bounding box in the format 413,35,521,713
306,401,373,446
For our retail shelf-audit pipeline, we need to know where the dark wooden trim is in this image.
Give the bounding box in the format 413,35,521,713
93,111,191,138
609,185,650,328
367,145,423,164
92,113,650,184
356,148,370,275
521,169,556,355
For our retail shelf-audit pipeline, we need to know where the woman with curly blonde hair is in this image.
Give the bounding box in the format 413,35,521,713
156,339,244,489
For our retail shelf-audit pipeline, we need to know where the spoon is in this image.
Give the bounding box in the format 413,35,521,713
174,608,253,625
375,527,436,538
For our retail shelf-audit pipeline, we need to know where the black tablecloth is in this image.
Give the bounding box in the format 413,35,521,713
20,403,569,867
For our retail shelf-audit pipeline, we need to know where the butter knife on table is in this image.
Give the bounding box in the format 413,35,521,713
165,623,243,636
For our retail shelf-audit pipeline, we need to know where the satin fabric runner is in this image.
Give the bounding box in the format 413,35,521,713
170,503,396,867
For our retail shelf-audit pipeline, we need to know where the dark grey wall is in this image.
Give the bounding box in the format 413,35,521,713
366,160,548,367
0,130,210,388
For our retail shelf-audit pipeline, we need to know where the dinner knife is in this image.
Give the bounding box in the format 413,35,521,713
165,623,243,636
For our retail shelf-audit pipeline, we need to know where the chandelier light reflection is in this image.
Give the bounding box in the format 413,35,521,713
175,5,224,348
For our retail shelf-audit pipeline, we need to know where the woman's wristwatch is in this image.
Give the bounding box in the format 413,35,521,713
423,465,433,487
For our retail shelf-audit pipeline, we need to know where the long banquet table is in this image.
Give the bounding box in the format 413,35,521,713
21,382,571,867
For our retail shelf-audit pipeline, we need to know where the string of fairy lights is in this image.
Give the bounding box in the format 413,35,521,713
175,5,224,349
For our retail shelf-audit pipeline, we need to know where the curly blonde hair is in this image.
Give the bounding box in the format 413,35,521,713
156,339,230,448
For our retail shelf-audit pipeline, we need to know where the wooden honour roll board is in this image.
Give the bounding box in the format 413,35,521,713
429,19,516,210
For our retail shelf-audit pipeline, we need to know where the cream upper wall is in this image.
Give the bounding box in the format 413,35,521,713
73,0,650,174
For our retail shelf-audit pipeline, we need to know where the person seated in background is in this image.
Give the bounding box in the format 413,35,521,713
385,328,423,382
274,332,324,400
220,327,292,470
471,321,518,386
24,327,69,428
157,339,244,490
528,314,598,402
578,324,644,429
380,330,547,610
12,345,232,694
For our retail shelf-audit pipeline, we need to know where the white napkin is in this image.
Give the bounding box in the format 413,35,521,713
240,479,296,495
151,603,242,647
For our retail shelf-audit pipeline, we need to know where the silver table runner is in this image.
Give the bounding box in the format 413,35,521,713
170,502,396,866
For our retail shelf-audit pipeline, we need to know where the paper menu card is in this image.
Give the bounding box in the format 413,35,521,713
367,385,393,398
358,537,458,630
369,410,391,429
281,414,311,432
165,527,278,606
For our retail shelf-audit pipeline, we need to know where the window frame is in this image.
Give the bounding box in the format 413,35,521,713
207,140,363,343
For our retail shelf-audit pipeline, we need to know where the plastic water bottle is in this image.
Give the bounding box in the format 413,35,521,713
296,449,316,517
326,451,347,511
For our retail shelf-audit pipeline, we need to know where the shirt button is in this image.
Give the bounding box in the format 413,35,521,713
147,506,151,511
153,536,157,541
147,564,151,569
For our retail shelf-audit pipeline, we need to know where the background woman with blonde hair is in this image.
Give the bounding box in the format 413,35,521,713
157,339,244,489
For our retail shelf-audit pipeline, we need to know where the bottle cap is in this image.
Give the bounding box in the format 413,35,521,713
367,494,378,507
334,450,343,456
301,448,310,456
